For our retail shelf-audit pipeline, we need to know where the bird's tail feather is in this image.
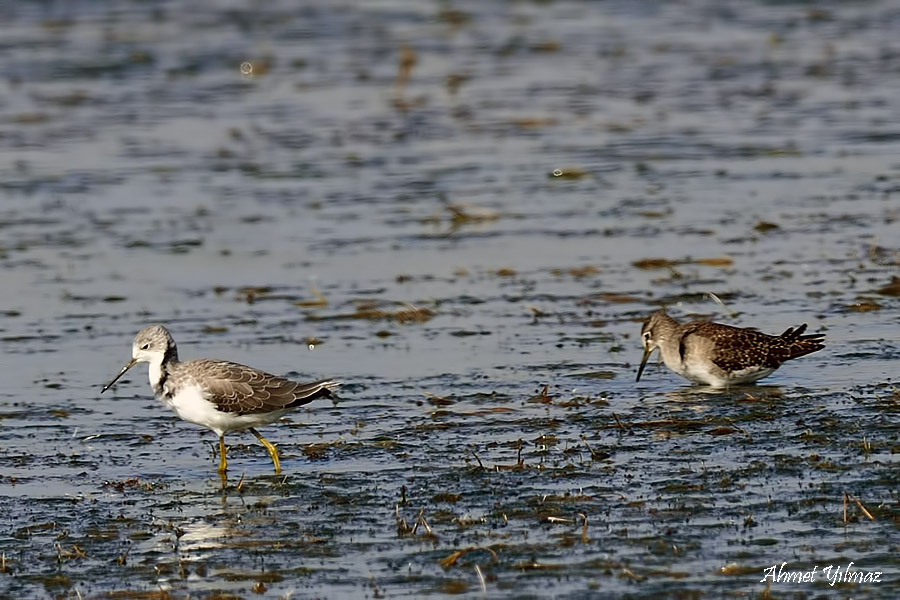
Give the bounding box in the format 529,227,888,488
779,324,825,360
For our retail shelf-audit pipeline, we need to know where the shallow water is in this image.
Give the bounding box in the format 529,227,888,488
2,0,900,598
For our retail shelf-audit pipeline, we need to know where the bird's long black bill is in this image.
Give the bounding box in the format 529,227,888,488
101,358,138,393
635,347,653,383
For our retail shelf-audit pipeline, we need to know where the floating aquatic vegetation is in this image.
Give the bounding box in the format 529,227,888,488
424,202,504,236
306,301,435,324
549,167,589,179
573,371,616,380
550,265,599,278
526,304,548,318
445,203,500,224
866,245,900,266
294,285,328,307
875,276,900,296
439,546,499,569
632,258,676,270
235,286,270,304
445,72,470,95
754,221,780,232
633,256,733,269
424,393,454,407
526,384,553,404
845,299,882,312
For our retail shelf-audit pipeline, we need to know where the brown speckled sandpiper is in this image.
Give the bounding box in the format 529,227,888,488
635,310,825,387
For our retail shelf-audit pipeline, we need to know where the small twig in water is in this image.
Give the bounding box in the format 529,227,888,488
395,504,412,536
704,291,738,319
475,564,486,593
848,493,875,521
578,513,589,544
411,507,424,535
580,435,599,459
418,509,433,535
841,492,874,524
545,516,570,523
116,541,132,566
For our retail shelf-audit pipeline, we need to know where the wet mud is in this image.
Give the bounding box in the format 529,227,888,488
1,1,899,598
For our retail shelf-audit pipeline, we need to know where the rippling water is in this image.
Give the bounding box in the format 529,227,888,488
1,1,899,598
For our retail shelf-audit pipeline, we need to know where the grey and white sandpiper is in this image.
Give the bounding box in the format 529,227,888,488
635,310,825,387
101,325,339,475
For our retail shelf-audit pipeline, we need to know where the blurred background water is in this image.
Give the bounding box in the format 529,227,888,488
1,1,899,598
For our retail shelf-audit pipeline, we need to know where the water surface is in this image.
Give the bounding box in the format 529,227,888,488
1,1,899,598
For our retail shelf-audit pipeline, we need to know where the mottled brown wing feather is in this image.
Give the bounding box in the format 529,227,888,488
685,322,824,373
180,360,338,415
684,323,778,372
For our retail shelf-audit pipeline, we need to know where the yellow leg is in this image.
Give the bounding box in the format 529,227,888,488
217,435,228,473
248,427,281,473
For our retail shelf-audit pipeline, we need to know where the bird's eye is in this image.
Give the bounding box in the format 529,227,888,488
141,344,149,350
643,332,652,341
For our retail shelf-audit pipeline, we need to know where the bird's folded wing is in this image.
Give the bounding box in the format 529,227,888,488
186,360,336,415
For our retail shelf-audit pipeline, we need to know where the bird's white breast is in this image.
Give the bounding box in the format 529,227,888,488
160,384,226,434
158,383,290,436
